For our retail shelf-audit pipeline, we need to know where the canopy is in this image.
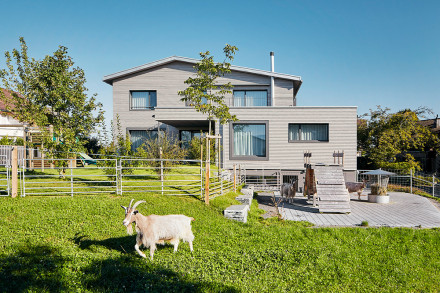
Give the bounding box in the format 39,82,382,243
363,169,395,176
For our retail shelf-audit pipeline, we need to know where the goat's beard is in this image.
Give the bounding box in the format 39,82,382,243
126,224,133,235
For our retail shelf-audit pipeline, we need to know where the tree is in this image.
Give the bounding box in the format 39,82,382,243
358,106,439,171
178,44,239,132
0,38,104,165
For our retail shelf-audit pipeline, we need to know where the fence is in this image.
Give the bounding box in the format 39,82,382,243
0,155,10,196
357,169,439,198
12,157,240,201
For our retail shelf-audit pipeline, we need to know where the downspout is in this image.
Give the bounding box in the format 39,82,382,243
270,52,275,106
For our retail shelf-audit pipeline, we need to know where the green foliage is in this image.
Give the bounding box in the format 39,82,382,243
98,116,134,176
361,221,369,227
0,37,104,160
136,131,187,161
187,136,216,162
178,44,239,125
1,194,440,292
0,135,24,146
358,106,439,171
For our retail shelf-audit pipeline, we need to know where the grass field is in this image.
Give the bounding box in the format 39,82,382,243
1,191,439,292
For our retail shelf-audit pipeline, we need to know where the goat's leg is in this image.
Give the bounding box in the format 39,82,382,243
134,237,147,257
149,243,156,260
170,238,179,252
358,191,361,200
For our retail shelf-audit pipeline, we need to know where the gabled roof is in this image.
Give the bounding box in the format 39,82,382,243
103,56,303,90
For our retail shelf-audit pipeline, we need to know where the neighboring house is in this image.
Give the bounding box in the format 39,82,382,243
0,88,25,139
103,54,358,184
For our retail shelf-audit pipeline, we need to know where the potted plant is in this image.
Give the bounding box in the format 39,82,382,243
368,183,390,203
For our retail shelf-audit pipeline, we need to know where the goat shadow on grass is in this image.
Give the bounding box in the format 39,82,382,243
73,233,136,253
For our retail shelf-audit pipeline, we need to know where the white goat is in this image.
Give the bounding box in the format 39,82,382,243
345,180,366,200
280,180,297,204
121,199,195,260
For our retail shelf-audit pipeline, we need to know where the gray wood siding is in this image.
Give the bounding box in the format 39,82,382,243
112,61,296,133
222,107,357,171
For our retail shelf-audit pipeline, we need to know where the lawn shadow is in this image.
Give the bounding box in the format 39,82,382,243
81,255,239,292
1,242,239,293
0,245,67,292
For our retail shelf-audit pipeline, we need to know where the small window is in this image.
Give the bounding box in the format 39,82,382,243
288,124,329,142
130,91,157,110
230,122,269,160
129,130,158,151
233,90,268,107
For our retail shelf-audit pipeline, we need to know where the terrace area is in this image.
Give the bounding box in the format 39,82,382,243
259,191,440,228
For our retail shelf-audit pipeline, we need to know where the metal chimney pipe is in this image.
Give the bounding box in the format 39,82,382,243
270,52,275,106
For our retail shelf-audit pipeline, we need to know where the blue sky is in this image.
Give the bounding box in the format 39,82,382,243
1,0,439,128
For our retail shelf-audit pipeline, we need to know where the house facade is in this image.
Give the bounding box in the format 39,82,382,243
103,55,357,183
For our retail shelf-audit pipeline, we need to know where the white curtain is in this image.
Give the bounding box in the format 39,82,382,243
233,124,266,156
301,124,328,141
289,124,328,141
131,91,156,109
130,130,158,151
233,91,267,107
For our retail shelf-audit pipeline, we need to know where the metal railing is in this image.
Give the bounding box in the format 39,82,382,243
0,155,10,196
16,157,238,199
357,169,439,198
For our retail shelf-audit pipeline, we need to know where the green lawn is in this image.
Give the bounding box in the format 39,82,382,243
0,192,439,292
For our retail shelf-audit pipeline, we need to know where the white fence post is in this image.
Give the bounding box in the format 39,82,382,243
160,160,164,196
410,169,413,194
433,175,435,197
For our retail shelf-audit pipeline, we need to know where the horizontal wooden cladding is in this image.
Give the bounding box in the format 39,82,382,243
112,61,296,112
221,107,357,171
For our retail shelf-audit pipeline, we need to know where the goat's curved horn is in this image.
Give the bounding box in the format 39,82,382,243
131,200,146,211
128,199,134,209
121,205,127,210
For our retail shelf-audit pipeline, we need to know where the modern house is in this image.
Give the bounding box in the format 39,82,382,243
103,53,358,185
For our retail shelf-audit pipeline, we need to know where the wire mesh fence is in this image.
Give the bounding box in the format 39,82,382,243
357,169,439,198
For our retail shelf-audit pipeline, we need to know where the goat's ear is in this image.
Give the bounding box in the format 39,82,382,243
121,205,127,210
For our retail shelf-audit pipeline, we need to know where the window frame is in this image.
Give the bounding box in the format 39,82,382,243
232,90,269,107
229,120,269,161
129,90,157,110
288,123,329,142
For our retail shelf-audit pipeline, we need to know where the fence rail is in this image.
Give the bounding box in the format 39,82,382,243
7,157,240,201
357,169,439,198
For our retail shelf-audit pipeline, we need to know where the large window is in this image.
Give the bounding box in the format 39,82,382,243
231,122,268,160
233,90,268,107
130,91,157,110
180,130,204,149
288,124,329,142
129,130,158,151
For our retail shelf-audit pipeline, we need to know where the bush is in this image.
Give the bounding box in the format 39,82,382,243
187,136,216,162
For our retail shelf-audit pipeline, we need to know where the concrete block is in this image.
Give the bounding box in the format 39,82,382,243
224,205,249,223
235,194,253,206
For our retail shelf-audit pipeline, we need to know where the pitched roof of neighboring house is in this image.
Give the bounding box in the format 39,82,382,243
419,117,440,134
0,88,16,113
103,56,303,95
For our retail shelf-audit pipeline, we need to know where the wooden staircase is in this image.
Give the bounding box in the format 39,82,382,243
314,165,351,213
